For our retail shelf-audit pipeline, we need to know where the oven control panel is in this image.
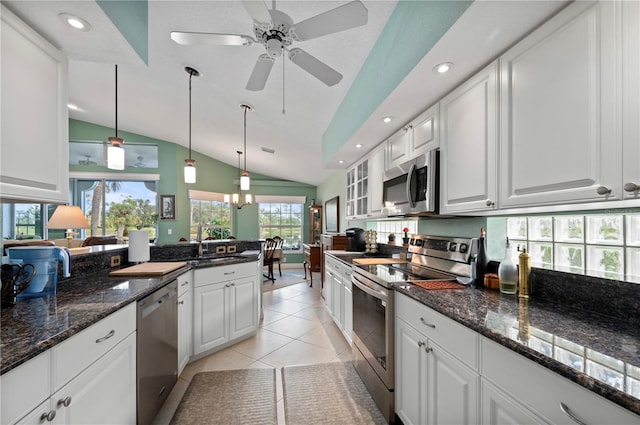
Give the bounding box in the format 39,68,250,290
408,235,473,264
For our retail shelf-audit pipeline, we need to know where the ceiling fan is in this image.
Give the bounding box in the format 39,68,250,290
133,156,146,168
170,0,368,91
78,155,97,166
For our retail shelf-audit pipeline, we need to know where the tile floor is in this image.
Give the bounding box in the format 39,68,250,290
153,271,353,425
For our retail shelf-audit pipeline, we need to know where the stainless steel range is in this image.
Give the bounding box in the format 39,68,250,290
351,235,473,423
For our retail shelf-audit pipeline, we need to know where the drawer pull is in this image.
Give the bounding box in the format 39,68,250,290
559,402,587,425
224,271,235,275
40,410,56,422
57,396,72,407
181,281,190,286
95,329,115,343
420,317,436,328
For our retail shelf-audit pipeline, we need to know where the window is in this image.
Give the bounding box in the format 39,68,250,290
504,213,640,283
375,221,418,244
76,179,158,240
188,190,232,240
259,202,303,252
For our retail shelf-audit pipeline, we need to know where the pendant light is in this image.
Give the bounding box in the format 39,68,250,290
107,64,125,170
239,103,253,190
184,66,200,184
223,151,252,209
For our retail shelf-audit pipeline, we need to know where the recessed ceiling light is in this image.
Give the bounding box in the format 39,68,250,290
338,160,345,164
67,103,80,111
355,144,363,149
382,116,393,123
59,13,92,32
433,62,454,74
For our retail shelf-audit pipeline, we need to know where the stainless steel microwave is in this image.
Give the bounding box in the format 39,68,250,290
382,150,439,216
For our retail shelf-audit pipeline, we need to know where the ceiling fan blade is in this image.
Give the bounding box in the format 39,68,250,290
242,1,272,24
291,0,368,41
246,54,275,91
288,48,342,87
171,31,254,46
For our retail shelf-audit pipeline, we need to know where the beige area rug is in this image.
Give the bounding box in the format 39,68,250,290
281,362,387,425
262,270,313,292
170,368,277,425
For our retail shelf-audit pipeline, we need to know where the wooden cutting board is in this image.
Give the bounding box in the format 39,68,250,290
352,258,409,265
110,261,187,276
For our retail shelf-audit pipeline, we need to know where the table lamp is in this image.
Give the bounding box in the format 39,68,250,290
47,205,90,247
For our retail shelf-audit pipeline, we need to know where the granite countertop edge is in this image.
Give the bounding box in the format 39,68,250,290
1,256,259,375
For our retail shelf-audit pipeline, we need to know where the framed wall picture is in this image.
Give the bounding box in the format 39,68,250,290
325,196,339,233
159,194,176,220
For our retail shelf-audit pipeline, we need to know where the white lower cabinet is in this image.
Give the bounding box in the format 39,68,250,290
395,294,479,425
0,304,137,425
481,380,546,425
481,337,640,425
324,255,353,344
193,262,259,356
177,270,193,375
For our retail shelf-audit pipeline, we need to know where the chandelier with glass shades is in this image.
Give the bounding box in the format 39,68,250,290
225,104,254,208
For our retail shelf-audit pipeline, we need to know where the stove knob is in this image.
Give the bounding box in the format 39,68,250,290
459,243,468,253
449,242,458,252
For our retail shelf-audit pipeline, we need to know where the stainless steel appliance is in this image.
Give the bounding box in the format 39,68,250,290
351,234,472,423
137,281,178,425
382,150,439,216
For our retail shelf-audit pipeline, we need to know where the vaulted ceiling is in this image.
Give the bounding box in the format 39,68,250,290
4,1,568,186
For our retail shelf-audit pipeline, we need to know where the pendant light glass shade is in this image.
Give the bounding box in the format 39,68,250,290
184,66,200,183
107,65,125,170
240,171,250,190
184,159,196,184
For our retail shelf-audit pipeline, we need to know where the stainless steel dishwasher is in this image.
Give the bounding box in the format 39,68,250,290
137,281,178,425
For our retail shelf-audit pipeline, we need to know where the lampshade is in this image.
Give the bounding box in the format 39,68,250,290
47,205,90,230
240,172,250,190
107,142,125,170
184,160,196,184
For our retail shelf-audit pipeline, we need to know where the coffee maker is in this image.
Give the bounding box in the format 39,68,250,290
346,228,366,252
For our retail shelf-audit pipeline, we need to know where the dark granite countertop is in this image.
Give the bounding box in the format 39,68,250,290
0,254,260,376
395,284,640,416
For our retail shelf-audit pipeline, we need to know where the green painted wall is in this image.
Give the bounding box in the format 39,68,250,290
69,119,316,263
316,169,348,233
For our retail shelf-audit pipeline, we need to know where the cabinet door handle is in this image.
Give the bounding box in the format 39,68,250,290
425,346,433,353
596,185,612,195
57,396,72,407
225,283,230,287
624,182,639,193
420,317,436,328
178,300,184,305
95,329,115,343
230,283,235,287
485,199,495,207
181,281,190,286
417,341,425,347
559,402,587,425
40,410,56,422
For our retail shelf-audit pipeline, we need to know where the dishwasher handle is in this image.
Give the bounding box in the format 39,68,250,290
140,283,178,320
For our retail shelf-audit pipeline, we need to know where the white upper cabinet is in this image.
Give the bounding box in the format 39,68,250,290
622,0,640,200
1,5,69,204
440,61,499,214
368,142,386,217
386,125,412,170
499,1,621,208
410,103,439,156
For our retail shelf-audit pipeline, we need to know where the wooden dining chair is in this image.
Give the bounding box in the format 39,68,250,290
272,236,284,277
263,238,277,283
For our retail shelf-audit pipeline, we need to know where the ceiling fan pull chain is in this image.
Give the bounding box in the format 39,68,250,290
282,49,286,115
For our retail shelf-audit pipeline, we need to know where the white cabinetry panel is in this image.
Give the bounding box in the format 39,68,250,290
500,1,621,207
440,61,498,213
0,5,68,203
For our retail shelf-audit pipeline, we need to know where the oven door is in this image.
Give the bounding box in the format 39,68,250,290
351,272,394,389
